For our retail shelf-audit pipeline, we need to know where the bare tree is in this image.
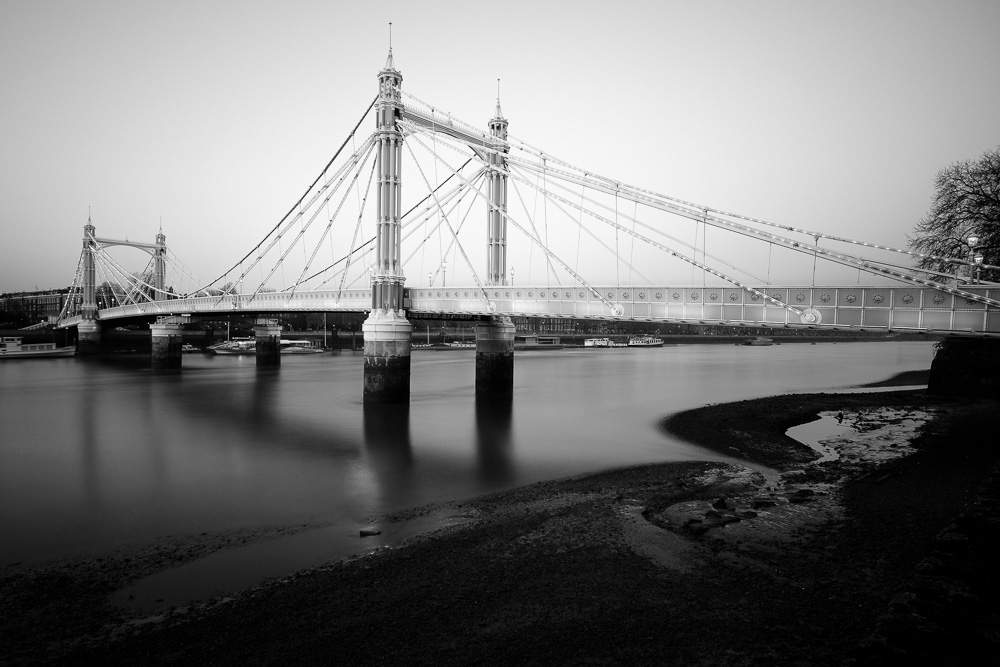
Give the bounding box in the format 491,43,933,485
909,146,999,283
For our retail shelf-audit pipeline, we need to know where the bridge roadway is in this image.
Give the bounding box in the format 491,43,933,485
56,284,999,334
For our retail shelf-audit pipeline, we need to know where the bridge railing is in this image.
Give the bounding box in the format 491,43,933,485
408,285,1000,333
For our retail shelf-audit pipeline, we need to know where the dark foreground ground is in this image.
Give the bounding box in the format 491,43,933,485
3,372,999,666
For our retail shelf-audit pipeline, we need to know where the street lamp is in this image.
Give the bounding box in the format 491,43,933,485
974,252,984,284
510,266,515,286
428,271,433,288
442,260,447,287
967,235,981,283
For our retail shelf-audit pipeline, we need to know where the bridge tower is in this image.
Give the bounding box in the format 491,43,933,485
77,217,101,353
362,48,413,403
153,227,167,299
476,95,515,394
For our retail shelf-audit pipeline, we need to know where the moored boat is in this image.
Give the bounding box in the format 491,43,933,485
0,336,76,359
280,339,324,354
740,336,774,347
210,339,256,355
627,336,664,347
584,337,612,347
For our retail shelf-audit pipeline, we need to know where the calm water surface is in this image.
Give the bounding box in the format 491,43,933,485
1,341,934,603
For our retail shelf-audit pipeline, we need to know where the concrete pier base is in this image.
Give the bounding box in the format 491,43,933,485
77,321,101,355
475,316,515,395
929,337,1000,396
255,324,282,367
149,323,183,370
362,309,412,403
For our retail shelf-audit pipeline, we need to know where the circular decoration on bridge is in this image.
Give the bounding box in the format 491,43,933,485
820,293,831,303
622,292,630,299
751,294,760,301
800,308,822,325
579,291,586,299
709,292,719,301
873,294,885,304
845,293,857,304
729,293,738,301
565,291,571,299
528,291,534,298
505,291,510,298
902,294,914,305
464,291,470,298
446,292,452,298
655,292,662,300
607,292,615,299
690,292,699,301
611,303,625,317
639,292,646,299
671,292,680,300
795,293,805,302
437,291,442,298
933,294,945,305
517,291,522,298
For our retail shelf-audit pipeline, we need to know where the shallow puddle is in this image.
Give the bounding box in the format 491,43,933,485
112,509,468,615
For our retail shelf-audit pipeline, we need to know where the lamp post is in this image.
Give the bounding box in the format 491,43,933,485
428,271,433,288
510,266,515,286
442,260,447,288
974,252,984,284
966,235,980,283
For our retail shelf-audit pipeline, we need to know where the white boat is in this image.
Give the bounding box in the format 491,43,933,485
280,339,324,354
740,336,774,347
0,336,76,359
584,338,612,347
627,336,664,347
211,339,256,355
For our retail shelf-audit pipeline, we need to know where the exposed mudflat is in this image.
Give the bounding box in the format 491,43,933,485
3,386,999,666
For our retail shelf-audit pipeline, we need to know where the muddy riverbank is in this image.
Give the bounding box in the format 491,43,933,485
3,382,998,665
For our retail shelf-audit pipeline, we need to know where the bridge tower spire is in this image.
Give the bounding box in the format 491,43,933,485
362,46,413,403
153,226,166,299
77,214,101,353
486,85,509,286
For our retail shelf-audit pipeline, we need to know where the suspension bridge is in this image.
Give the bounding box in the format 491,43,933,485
55,49,999,400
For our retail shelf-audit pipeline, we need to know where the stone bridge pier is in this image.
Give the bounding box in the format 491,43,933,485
255,320,282,367
150,322,183,370
475,316,515,394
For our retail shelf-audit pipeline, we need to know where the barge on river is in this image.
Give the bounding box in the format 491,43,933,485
0,336,76,359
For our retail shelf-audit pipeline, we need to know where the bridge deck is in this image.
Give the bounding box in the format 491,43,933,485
57,285,999,335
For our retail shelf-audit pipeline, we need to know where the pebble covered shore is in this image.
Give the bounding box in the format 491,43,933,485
3,379,999,666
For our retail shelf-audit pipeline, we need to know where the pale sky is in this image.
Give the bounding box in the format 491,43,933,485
2,0,998,292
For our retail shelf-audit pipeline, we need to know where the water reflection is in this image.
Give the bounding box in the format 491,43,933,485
362,403,413,509
475,395,514,485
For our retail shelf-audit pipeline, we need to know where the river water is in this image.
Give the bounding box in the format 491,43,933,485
1,341,934,605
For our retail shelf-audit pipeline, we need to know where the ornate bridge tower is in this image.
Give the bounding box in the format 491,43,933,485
476,95,515,394
362,49,413,402
77,216,101,353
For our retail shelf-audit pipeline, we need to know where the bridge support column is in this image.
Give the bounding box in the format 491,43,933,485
149,323,182,370
363,309,412,403
255,322,282,367
929,337,1000,396
475,316,515,395
77,321,101,355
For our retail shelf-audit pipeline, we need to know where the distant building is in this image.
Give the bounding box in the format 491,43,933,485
0,288,70,324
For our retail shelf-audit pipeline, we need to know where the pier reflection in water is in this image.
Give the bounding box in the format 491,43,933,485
1,342,936,606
